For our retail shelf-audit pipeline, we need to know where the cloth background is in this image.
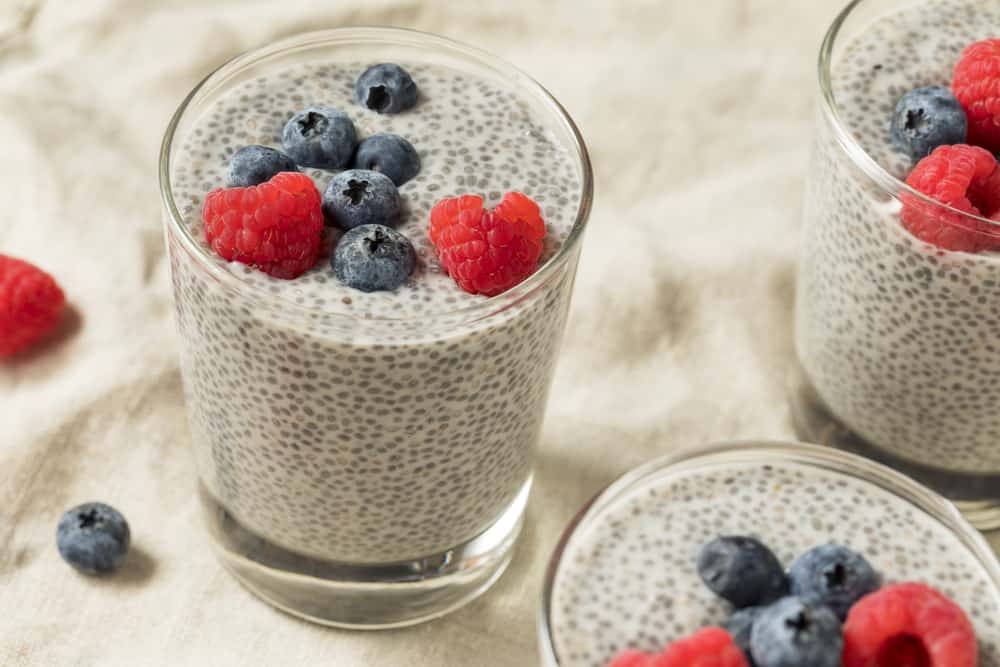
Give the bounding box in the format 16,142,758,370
6,1,992,665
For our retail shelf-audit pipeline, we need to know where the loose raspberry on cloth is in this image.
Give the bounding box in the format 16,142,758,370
0,254,65,358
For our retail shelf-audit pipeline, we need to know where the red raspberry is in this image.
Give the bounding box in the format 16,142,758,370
651,628,749,667
843,582,977,667
0,255,66,358
607,628,748,667
201,171,323,279
429,192,546,297
953,39,1000,153
901,144,1000,252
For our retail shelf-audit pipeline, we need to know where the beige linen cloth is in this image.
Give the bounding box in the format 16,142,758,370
8,1,990,665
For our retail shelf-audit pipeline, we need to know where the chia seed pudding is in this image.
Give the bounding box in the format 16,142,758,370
165,53,586,563
542,444,1000,667
795,0,1000,475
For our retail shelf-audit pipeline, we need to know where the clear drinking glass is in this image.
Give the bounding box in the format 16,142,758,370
539,441,1000,667
159,27,592,628
791,0,1000,530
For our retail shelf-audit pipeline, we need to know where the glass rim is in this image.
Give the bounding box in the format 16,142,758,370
537,439,1000,667
817,0,1000,230
158,26,594,323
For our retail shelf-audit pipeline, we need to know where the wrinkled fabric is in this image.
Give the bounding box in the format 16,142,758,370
1,0,873,664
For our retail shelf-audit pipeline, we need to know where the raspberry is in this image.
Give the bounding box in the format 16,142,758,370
953,39,1000,153
901,144,1000,252
843,582,977,667
606,629,748,667
201,171,323,279
653,628,749,667
429,192,546,297
0,255,65,358
494,190,545,231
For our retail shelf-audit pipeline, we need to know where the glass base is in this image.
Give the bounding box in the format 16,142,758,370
787,365,1000,532
198,478,530,629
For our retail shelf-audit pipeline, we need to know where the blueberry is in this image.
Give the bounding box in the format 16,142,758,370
891,86,967,161
352,133,421,186
355,63,418,114
332,224,415,292
788,544,880,620
281,107,357,169
56,502,130,575
322,169,402,230
750,597,842,667
724,607,764,667
227,145,298,187
697,536,789,608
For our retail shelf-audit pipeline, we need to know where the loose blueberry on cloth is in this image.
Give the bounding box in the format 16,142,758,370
56,502,130,574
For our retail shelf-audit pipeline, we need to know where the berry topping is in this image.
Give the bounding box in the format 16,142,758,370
201,171,324,279
281,107,357,169
843,582,977,667
322,169,402,230
724,607,764,667
750,597,842,667
659,627,750,667
901,144,1000,252
352,133,421,186
607,628,749,667
56,502,130,575
788,544,880,620
332,224,415,292
227,144,299,187
696,536,789,608
953,39,1000,153
0,255,65,358
429,192,546,297
891,86,968,161
355,63,418,114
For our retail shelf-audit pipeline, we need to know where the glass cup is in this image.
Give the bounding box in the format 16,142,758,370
791,0,1000,530
159,27,592,628
538,441,1000,667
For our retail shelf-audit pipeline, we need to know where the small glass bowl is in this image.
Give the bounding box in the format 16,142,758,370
538,441,1000,667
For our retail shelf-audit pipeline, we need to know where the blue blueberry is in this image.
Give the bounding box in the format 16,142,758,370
355,63,418,114
352,133,421,186
281,107,357,169
750,597,842,667
697,536,789,608
56,502,130,575
724,607,764,667
332,224,415,292
322,169,402,230
891,86,967,161
227,145,298,187
788,544,880,620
